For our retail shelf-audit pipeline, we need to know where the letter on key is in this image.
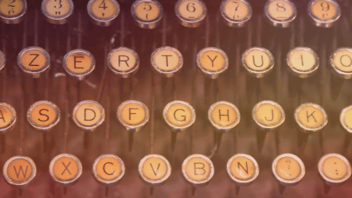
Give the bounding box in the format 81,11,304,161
41,0,74,24
308,0,341,28
138,154,171,186
0,0,27,24
93,154,125,185
17,47,50,78
63,49,96,80
252,100,285,130
117,100,149,131
49,154,82,185
163,100,196,132
182,154,214,186
242,47,274,78
0,103,16,133
0,51,5,71
287,47,319,78
108,47,139,78
272,153,305,185
175,0,207,28
3,156,36,186
295,103,327,133
87,0,120,26
330,48,352,79
27,101,60,131
208,101,240,132
227,154,259,185
131,0,163,29
197,47,229,79
318,153,352,185
264,0,297,28
220,0,252,27
73,100,105,131
151,47,183,78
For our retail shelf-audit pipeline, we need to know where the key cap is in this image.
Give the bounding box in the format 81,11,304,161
17,46,51,78
3,156,36,186
264,0,297,28
41,0,74,24
318,153,351,186
287,47,320,78
0,50,5,71
0,0,27,24
227,154,259,185
0,103,16,133
151,46,183,78
295,103,328,133
131,0,163,29
220,0,252,28
27,101,60,131
138,154,171,186
87,0,120,26
163,100,196,132
63,49,96,81
196,47,229,79
208,101,240,132
92,154,125,185
108,47,139,78
330,48,352,79
73,100,105,131
242,47,275,78
182,154,214,187
175,0,207,28
340,106,352,134
308,0,341,28
49,153,82,185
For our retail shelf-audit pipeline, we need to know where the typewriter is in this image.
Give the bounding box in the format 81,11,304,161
0,0,352,197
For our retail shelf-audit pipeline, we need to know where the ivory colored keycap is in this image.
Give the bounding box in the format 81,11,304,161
0,51,5,71
0,103,16,133
220,0,252,27
3,156,36,186
175,0,207,28
49,154,82,185
63,49,96,80
87,0,120,26
197,47,229,79
117,100,149,131
73,100,105,131
131,0,163,29
318,153,351,185
295,103,328,133
308,0,340,28
182,154,214,186
138,154,171,185
0,0,27,24
340,106,352,133
163,100,196,131
151,47,183,77
93,154,125,185
227,154,259,185
242,47,274,78
287,47,319,78
27,101,60,131
272,154,305,185
41,0,74,24
330,48,352,79
17,47,50,78
264,0,296,28
252,101,285,130
108,47,139,78
208,101,240,132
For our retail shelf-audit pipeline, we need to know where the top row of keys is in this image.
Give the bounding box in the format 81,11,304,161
0,0,342,28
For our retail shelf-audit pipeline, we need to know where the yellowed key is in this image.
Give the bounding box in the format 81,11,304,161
0,51,5,71
41,0,74,24
0,103,16,133
131,0,163,29
3,156,36,186
87,0,120,26
151,47,183,78
318,153,351,185
295,103,327,133
93,154,125,185
208,101,240,132
138,154,171,186
220,0,252,27
0,0,27,24
330,48,352,79
272,153,305,185
49,153,82,185
287,47,319,78
227,154,259,185
27,101,60,131
264,0,296,28
17,47,50,78
175,0,207,27
63,49,96,80
252,100,285,130
340,105,352,134
117,100,149,131
308,0,341,28
182,154,214,186
108,47,139,78
242,47,274,78
197,47,229,79
73,100,105,131
163,100,196,132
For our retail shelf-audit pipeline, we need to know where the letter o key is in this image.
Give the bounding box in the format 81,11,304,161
163,100,196,132
138,154,171,186
27,101,60,132
182,154,214,186
3,156,36,186
330,48,352,79
73,100,105,131
93,154,125,185
295,103,327,133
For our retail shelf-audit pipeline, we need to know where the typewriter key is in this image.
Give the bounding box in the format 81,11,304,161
0,103,16,133
27,101,60,131
264,0,297,28
87,0,120,26
63,49,96,81
0,0,27,24
93,154,125,185
73,100,105,131
41,0,74,24
227,154,259,186
196,47,229,79
151,47,183,78
318,153,351,187
17,47,50,78
138,154,171,186
3,156,36,187
330,48,352,79
242,47,274,78
163,100,196,132
175,0,207,28
340,106,352,134
287,47,320,78
131,0,163,29
0,51,5,71
220,0,252,28
108,47,139,78
49,153,82,185
295,103,327,133
308,0,341,28
208,101,240,132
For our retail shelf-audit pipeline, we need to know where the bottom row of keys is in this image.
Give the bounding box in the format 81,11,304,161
3,153,351,189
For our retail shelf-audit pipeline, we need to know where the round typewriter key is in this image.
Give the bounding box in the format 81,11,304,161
93,154,125,185
138,154,171,186
196,47,229,79
264,0,297,28
175,0,207,28
0,0,27,24
108,47,139,78
208,101,240,132
27,101,60,131
87,0,120,26
287,47,319,78
272,153,305,185
73,100,105,131
163,100,196,132
242,47,274,78
182,154,214,186
131,0,163,29
340,106,352,134
318,153,351,185
63,49,95,81
295,103,327,133
220,0,252,28
49,153,82,185
41,0,74,24
252,100,285,130
227,154,259,185
117,100,149,132
17,47,50,78
0,51,5,71
308,0,341,28
0,103,16,133
330,48,352,79
151,46,183,78
3,156,36,186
